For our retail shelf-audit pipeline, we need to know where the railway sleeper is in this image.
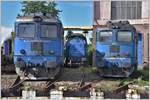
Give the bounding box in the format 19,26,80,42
1,87,146,99
1,88,22,97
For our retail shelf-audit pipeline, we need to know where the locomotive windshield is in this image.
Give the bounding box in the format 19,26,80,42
99,31,112,43
41,25,57,38
117,31,132,42
18,23,35,38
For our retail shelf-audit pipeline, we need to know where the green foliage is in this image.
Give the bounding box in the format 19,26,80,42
20,1,61,17
121,77,149,86
65,30,73,39
47,1,61,17
21,1,45,15
137,69,149,81
80,66,97,73
87,44,94,66
1,55,6,66
120,69,149,86
136,76,149,85
11,31,14,55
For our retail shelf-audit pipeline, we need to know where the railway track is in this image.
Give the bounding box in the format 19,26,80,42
1,67,149,99
8,75,26,89
1,64,16,74
2,79,58,97
1,69,59,97
6,68,28,90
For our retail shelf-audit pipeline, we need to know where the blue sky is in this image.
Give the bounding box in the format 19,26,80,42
57,1,93,26
1,1,21,27
1,1,92,27
1,1,93,44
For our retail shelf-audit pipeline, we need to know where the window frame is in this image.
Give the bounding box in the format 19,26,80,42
98,30,113,43
111,1,142,20
17,23,36,38
40,23,58,39
117,30,133,43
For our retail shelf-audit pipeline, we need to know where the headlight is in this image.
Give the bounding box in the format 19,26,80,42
49,50,55,54
20,49,26,55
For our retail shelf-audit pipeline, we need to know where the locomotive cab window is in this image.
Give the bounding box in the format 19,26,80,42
18,23,35,38
99,31,112,43
117,31,132,42
41,24,57,38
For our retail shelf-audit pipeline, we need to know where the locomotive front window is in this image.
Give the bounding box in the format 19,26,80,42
41,25,57,38
117,31,132,42
18,23,35,38
99,31,112,43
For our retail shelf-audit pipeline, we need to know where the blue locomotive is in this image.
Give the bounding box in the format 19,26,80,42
65,32,87,67
1,38,13,66
95,21,137,77
14,15,64,79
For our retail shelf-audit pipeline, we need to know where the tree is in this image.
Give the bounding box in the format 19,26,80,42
46,1,61,17
65,30,73,39
20,1,61,17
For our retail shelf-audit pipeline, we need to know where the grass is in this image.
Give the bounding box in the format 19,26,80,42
137,69,149,81
120,69,149,86
82,66,149,86
80,66,97,73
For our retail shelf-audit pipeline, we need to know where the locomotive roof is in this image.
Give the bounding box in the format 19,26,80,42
97,21,136,31
66,33,87,41
16,15,61,23
107,21,136,31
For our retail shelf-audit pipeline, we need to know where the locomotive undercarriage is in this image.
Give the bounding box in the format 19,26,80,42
66,60,87,67
15,61,61,80
97,66,135,77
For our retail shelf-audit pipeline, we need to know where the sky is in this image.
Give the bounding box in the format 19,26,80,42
0,1,93,44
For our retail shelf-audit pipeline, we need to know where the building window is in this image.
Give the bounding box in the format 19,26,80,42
111,1,142,20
